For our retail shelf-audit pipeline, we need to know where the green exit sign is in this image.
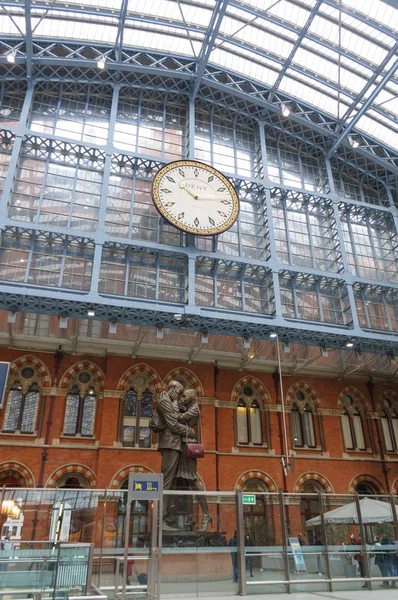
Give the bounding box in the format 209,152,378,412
243,494,256,505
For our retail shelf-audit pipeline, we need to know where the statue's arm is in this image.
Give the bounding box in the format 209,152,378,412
178,404,200,424
158,397,195,437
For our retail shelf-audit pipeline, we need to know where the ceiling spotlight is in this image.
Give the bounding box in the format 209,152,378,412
6,53,15,64
345,340,354,348
348,136,359,149
87,308,96,317
97,58,106,70
281,104,290,117
269,332,278,339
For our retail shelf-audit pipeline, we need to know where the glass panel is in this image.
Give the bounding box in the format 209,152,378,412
20,390,39,433
2,390,22,432
303,408,316,447
391,418,398,450
124,389,137,416
249,407,262,444
64,393,80,435
81,393,96,436
381,416,393,452
342,413,354,450
139,427,151,448
237,405,248,444
353,413,365,450
140,389,153,417
291,407,303,447
123,425,135,447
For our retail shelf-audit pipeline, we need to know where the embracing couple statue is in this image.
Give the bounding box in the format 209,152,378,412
149,380,212,532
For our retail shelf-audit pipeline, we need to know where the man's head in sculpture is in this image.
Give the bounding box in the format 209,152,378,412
167,380,184,402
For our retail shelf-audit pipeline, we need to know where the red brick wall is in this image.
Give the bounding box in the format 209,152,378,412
0,348,397,497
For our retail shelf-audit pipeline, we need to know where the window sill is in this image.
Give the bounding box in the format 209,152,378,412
342,448,373,456
293,445,322,452
237,443,268,449
60,433,95,439
0,430,37,437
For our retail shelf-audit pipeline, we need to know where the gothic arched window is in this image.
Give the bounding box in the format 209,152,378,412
63,370,99,437
341,395,366,450
381,398,398,452
290,390,316,448
121,372,154,448
235,386,264,446
2,366,42,434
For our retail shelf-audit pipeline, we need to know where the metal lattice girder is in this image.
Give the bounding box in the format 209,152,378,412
0,284,397,355
0,39,397,179
192,0,230,99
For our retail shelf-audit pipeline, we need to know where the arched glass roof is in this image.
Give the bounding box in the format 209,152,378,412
0,0,397,150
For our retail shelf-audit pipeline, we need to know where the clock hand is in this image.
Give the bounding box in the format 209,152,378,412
194,195,231,202
179,182,198,200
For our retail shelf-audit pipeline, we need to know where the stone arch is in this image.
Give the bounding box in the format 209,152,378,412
391,478,398,495
117,363,162,393
286,381,323,409
293,472,334,493
163,367,204,397
0,461,35,487
8,355,51,387
235,470,277,492
46,464,97,488
337,386,370,412
59,361,105,391
377,389,398,413
348,474,385,495
110,465,154,489
231,376,271,406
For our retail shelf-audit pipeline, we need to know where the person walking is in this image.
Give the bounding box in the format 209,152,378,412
228,531,239,583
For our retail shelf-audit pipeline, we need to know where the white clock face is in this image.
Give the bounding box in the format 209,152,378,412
152,160,239,236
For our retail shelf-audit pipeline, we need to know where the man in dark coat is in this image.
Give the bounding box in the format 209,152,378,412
151,380,195,528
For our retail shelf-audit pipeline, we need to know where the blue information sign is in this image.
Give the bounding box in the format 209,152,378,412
288,537,307,572
133,480,159,492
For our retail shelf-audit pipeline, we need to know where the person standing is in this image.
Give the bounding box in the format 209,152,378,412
354,535,368,589
229,530,239,583
0,532,14,572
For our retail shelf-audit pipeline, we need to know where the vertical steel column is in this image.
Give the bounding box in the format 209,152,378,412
121,489,132,600
98,488,108,589
236,491,247,596
318,492,332,591
188,256,196,306
157,476,163,600
279,490,290,593
188,98,195,159
0,85,35,218
389,494,398,540
354,493,372,590
324,155,336,195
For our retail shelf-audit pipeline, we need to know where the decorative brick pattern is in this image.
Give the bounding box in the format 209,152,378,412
46,464,97,488
117,363,162,392
235,470,277,492
337,386,370,412
293,472,334,493
286,380,322,408
9,355,51,387
110,465,154,489
59,361,105,390
163,367,204,396
231,376,271,405
348,474,384,494
0,461,35,486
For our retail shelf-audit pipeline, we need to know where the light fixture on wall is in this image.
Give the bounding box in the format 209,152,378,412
269,331,278,339
6,52,16,64
97,58,106,70
201,332,209,345
281,104,290,117
243,337,251,349
156,327,164,339
87,308,96,317
1,499,20,520
59,316,68,329
345,340,354,348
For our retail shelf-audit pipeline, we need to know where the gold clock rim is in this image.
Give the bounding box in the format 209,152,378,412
151,159,240,236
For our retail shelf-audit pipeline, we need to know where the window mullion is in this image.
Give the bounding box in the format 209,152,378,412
76,395,84,435
135,394,141,447
16,392,26,431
